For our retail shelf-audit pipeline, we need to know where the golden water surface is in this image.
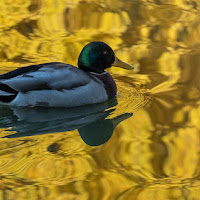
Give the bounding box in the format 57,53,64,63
1,0,200,199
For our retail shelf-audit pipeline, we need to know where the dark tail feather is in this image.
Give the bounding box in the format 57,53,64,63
0,83,17,103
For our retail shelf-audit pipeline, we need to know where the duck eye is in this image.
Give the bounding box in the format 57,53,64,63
103,51,108,55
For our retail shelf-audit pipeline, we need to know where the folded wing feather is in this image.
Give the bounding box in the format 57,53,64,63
1,65,91,92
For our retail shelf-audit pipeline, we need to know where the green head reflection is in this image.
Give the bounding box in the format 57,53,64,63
78,113,133,146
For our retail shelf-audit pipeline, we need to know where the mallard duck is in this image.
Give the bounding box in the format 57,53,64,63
0,41,133,107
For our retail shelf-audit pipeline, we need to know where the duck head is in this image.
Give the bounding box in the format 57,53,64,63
78,41,134,74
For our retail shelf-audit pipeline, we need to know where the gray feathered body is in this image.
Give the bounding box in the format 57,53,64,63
0,62,117,107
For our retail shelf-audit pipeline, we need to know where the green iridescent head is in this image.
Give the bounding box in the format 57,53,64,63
78,41,134,74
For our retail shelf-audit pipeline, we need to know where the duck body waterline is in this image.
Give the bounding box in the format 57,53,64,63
0,42,133,107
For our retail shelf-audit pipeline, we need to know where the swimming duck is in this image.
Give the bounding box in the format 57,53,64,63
0,41,133,107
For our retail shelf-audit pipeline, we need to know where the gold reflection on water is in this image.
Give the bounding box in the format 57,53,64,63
1,0,200,199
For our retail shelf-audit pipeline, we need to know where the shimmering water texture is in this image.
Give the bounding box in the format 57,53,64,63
1,0,200,199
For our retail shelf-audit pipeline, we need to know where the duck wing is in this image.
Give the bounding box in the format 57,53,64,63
0,62,91,92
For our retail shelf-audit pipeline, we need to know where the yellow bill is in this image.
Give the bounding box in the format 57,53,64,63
112,56,134,70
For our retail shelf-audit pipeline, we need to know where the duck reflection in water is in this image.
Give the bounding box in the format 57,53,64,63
0,98,132,146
